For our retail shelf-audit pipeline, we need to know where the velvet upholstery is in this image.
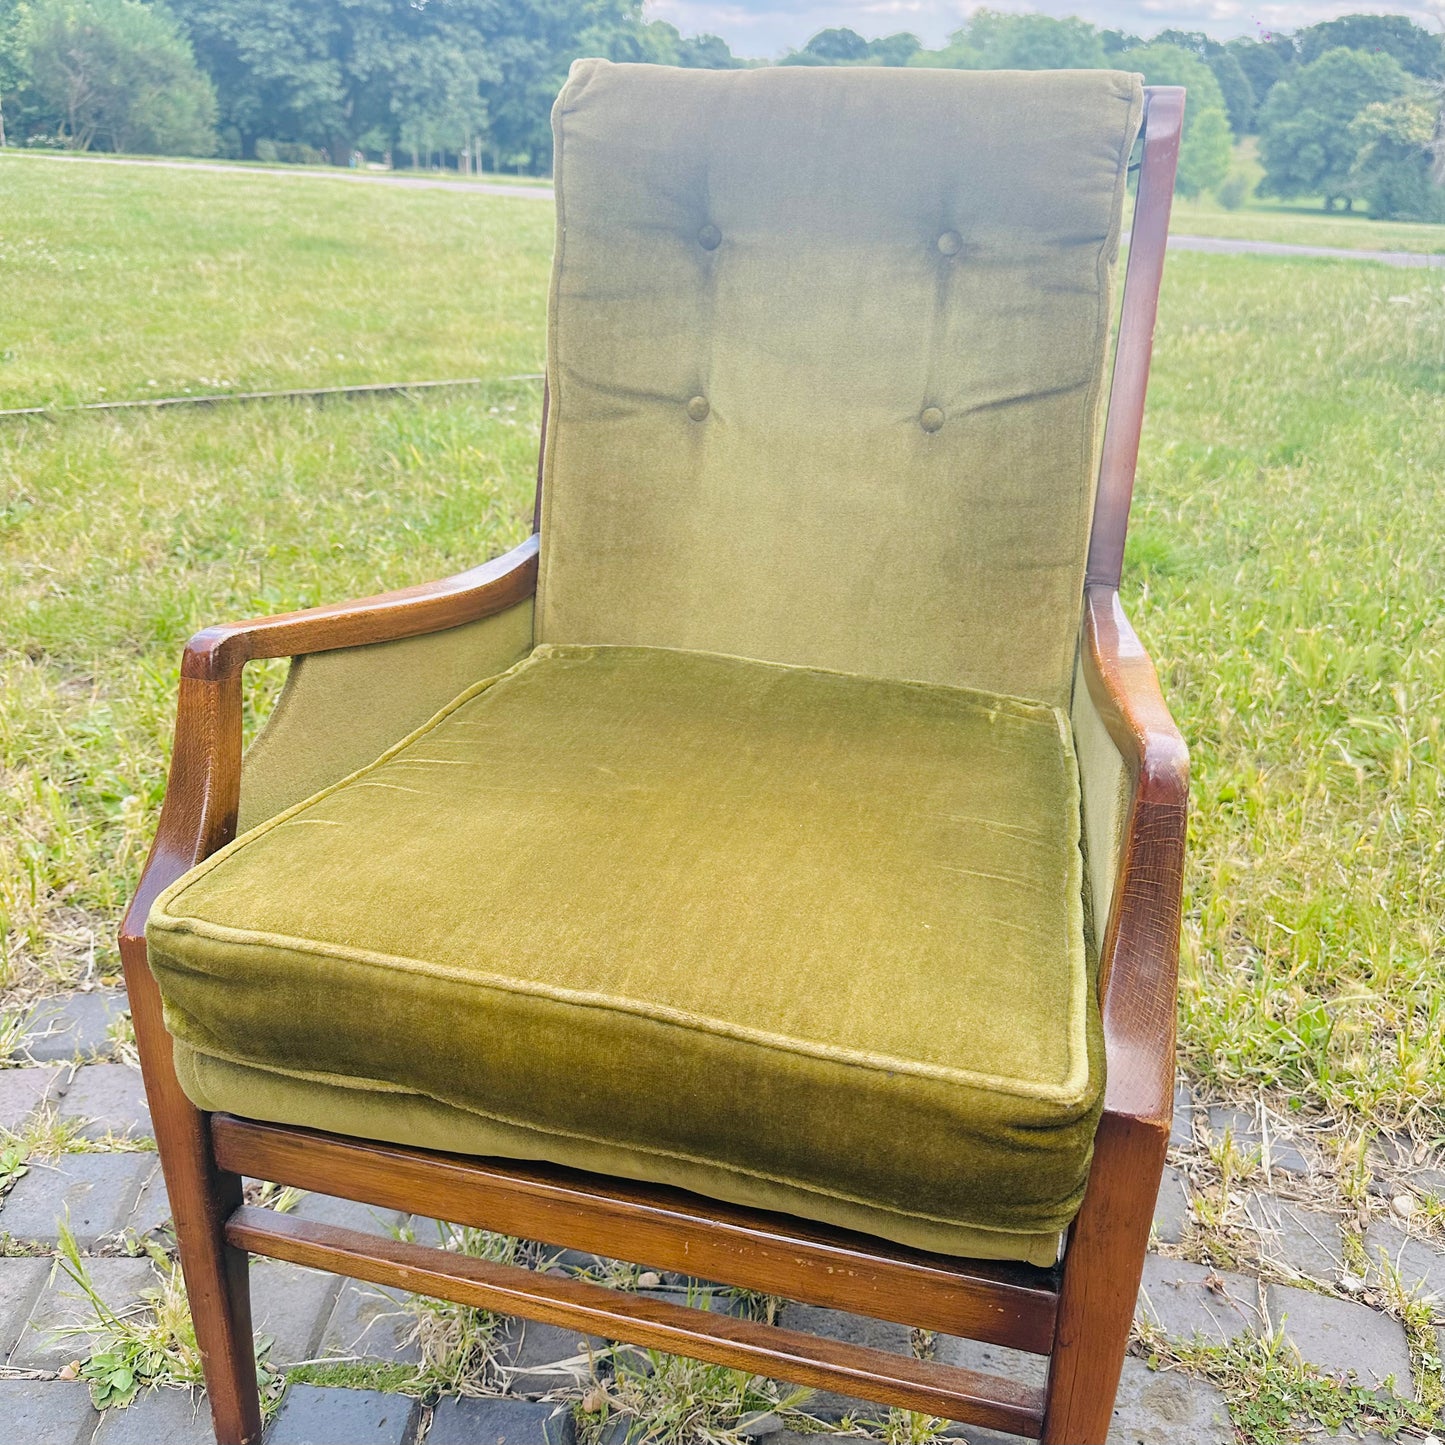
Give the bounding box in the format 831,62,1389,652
538,61,1143,708
237,600,535,832
1071,646,1132,944
149,644,1101,1257
171,1043,1060,1265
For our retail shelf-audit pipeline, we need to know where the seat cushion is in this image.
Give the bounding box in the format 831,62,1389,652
148,644,1102,1259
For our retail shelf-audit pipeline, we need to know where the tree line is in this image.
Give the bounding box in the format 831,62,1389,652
0,2,1441,219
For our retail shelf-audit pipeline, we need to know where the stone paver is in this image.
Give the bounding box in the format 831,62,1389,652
57,1064,152,1141
1364,1218,1445,1303
11,1254,156,1371
1247,1194,1344,1284
20,991,128,1063
319,1280,421,1365
494,1318,608,1395
265,1383,418,1444
932,1333,1046,1390
1152,1165,1189,1246
1170,1079,1195,1151
1108,1356,1233,1443
1207,1107,1312,1175
428,1396,577,1444
1374,1135,1445,1200
0,1065,67,1130
1266,1283,1413,1398
773,1304,912,1420
1136,1255,1262,1345
93,1387,213,1443
0,1379,98,1445
0,1152,151,1245
292,1191,404,1233
251,1259,341,1366
126,1158,171,1237
0,1255,52,1358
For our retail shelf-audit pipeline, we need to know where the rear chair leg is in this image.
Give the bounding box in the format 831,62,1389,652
122,935,262,1445
1041,1112,1166,1445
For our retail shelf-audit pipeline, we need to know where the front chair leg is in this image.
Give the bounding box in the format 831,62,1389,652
1040,1111,1166,1445
122,935,263,1445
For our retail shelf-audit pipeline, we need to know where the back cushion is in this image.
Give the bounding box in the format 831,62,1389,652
537,61,1142,707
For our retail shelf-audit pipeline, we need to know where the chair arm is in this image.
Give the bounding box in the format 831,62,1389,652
120,537,539,945
1076,584,1189,1129
182,535,538,681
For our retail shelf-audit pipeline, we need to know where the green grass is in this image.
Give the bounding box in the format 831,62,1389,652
5,156,1442,1134
0,389,539,995
1128,256,1445,1133
0,156,551,408
1171,197,1445,255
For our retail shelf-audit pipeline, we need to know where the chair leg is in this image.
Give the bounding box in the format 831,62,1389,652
1040,1111,1166,1445
122,935,263,1445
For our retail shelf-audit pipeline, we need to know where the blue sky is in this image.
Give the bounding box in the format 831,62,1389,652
644,0,1445,59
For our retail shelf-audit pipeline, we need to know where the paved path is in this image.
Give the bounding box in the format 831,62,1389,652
1166,232,1445,268
3,986,1442,1442
10,154,1445,266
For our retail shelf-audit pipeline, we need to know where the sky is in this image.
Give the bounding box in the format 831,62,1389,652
644,0,1445,59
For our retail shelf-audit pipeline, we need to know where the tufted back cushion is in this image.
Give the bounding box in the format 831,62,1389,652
536,62,1143,707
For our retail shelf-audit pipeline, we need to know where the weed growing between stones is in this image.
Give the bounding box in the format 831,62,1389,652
1135,1323,1435,1443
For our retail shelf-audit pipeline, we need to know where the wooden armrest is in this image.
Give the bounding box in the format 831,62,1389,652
1079,584,1189,1129
183,535,538,681
121,537,539,943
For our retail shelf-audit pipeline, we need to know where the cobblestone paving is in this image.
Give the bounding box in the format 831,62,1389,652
3,991,1443,1443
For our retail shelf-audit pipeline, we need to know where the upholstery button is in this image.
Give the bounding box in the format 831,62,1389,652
697,223,721,251
936,230,963,257
920,406,945,433
686,395,710,422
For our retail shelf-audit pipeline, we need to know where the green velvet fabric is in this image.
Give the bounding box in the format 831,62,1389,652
171,1043,1060,1265
538,62,1143,708
1071,647,1132,944
238,600,535,833
149,644,1101,1250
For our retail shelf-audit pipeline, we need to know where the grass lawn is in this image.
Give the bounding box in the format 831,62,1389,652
2,152,1444,1432
0,156,551,408
4,152,1444,1123
1170,196,1445,255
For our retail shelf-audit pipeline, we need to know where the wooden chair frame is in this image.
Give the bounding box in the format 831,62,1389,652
119,87,1187,1445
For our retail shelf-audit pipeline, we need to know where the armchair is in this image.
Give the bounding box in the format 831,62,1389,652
122,63,1187,1444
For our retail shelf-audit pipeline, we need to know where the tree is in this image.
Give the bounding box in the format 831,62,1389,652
23,0,216,153
781,27,918,68
171,0,506,164
1349,94,1445,219
1099,29,1142,59
1122,44,1231,197
675,32,741,69
802,27,868,63
1206,50,1255,135
0,0,31,145
1225,36,1293,119
867,32,920,67
1258,46,1411,209
914,11,1107,70
1150,28,1256,135
1296,15,1443,78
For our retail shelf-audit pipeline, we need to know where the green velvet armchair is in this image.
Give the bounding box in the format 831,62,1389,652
122,62,1188,1444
